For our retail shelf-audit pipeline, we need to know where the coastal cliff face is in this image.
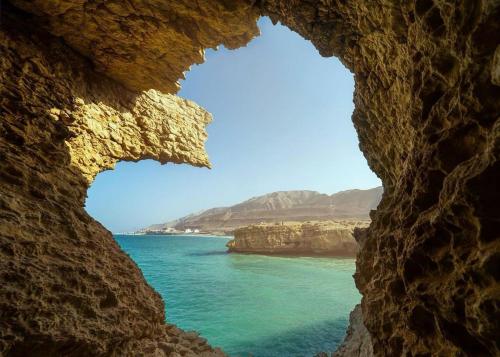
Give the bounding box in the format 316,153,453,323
227,221,369,256
1,0,499,356
333,305,374,357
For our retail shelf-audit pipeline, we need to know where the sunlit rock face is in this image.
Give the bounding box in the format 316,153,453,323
8,0,260,93
1,0,499,356
0,4,223,355
227,221,369,256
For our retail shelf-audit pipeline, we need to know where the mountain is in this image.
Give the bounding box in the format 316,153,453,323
142,186,383,234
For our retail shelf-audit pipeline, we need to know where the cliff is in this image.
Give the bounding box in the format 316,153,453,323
145,187,382,233
227,221,369,256
332,305,373,357
1,0,498,356
0,2,254,355
316,305,373,357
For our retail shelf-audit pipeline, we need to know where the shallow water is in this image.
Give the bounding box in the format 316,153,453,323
115,235,360,357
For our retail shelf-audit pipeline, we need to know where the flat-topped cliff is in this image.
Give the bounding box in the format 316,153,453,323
227,221,369,257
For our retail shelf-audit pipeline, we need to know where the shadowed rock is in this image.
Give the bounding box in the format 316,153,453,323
1,0,498,356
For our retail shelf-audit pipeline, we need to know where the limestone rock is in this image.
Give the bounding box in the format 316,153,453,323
67,89,212,183
259,1,500,355
227,221,369,256
1,0,499,356
0,6,217,356
9,0,260,93
333,305,374,357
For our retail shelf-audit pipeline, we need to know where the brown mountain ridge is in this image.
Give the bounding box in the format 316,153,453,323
143,186,382,234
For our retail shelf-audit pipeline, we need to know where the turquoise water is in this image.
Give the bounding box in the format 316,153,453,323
115,235,360,357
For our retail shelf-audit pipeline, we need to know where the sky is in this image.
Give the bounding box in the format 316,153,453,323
85,17,381,233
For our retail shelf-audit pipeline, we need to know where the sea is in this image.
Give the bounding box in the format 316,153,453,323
114,234,360,357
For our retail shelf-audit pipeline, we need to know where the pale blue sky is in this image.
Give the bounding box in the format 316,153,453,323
86,18,381,233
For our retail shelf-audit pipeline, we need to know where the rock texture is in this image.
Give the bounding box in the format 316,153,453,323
145,187,382,234
1,0,499,356
333,305,374,357
0,4,221,356
257,1,500,355
8,0,260,93
227,221,369,256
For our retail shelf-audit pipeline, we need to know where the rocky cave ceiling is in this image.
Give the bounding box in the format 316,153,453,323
0,0,498,356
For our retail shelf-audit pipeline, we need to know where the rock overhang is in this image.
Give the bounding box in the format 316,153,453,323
1,0,499,356
9,0,261,93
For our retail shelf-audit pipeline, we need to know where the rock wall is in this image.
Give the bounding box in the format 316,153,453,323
227,221,369,256
257,1,499,355
333,305,374,357
1,0,499,356
0,3,239,355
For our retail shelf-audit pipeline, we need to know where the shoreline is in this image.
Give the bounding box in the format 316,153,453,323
226,250,357,259
116,233,233,239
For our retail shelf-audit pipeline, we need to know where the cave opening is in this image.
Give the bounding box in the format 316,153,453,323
3,1,496,356
85,17,380,356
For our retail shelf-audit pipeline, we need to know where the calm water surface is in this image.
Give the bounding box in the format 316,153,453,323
115,235,360,357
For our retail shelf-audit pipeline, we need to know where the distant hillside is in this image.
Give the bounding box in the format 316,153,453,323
141,186,383,234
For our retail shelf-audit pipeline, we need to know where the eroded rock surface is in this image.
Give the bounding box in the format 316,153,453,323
8,0,260,93
333,305,374,357
258,1,499,355
1,0,499,356
227,221,369,256
0,5,218,356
